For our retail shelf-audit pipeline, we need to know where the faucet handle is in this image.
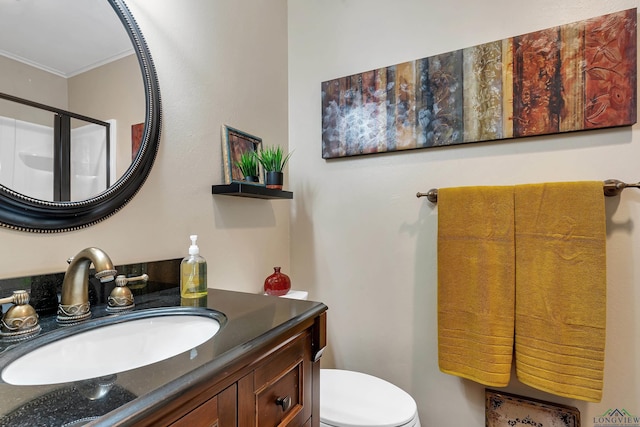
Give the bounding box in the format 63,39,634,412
0,290,41,341
116,274,148,286
0,290,30,306
106,274,147,313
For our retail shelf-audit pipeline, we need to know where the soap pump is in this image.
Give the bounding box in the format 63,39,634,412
180,235,208,298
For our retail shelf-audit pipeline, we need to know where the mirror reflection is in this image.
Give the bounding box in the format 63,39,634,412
0,0,145,202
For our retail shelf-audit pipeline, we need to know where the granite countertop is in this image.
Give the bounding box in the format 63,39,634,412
0,286,327,427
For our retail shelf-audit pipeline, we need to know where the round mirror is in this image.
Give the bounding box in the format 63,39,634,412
0,0,160,232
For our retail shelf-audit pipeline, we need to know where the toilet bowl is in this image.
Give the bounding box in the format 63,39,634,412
273,291,421,426
320,369,421,427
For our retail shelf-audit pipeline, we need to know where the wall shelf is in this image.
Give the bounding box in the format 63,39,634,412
212,183,293,199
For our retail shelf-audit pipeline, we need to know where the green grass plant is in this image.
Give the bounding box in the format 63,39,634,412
235,151,259,178
255,146,292,172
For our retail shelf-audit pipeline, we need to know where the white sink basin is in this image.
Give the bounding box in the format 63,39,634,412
0,307,224,386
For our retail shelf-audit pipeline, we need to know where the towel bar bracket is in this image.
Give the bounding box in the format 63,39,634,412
603,179,640,197
418,179,640,203
416,189,439,203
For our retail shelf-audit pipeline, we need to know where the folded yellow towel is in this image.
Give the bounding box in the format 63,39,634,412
438,186,515,387
514,181,606,402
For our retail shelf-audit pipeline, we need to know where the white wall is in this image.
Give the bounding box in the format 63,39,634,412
288,0,639,425
0,0,291,296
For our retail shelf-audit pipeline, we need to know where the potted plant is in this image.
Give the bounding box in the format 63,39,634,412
234,151,259,183
255,145,292,190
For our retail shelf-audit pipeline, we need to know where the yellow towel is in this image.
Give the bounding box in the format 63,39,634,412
514,181,606,402
438,186,515,387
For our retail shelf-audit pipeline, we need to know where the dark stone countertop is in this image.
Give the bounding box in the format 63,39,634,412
0,287,327,427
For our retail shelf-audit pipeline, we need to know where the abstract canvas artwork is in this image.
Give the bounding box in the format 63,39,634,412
321,8,637,159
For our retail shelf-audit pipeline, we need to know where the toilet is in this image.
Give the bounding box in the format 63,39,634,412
277,291,421,426
320,369,421,427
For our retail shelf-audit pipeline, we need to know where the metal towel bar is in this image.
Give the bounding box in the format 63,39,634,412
417,179,640,203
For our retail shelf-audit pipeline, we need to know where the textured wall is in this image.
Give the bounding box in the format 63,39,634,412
0,0,290,298
288,0,639,425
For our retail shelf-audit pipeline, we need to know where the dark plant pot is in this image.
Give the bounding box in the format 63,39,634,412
244,175,259,183
265,171,283,190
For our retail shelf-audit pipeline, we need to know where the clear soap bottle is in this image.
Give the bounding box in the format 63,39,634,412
180,235,208,298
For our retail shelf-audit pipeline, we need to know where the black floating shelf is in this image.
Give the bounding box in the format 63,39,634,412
212,183,293,200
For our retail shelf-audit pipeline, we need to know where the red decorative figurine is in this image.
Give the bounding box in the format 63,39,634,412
264,267,291,296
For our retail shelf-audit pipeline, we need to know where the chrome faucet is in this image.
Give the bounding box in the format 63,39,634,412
57,247,118,324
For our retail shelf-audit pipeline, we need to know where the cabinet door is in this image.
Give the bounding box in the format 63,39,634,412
238,331,312,427
169,395,218,427
170,384,237,427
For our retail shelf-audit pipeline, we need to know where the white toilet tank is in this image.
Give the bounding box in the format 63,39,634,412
320,369,421,427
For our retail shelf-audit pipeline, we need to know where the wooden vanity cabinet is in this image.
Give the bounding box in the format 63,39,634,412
139,312,326,427
168,384,236,427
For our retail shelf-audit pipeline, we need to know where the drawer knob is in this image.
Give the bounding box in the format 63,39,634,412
275,395,292,411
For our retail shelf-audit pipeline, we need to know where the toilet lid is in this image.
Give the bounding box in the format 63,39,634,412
320,369,417,427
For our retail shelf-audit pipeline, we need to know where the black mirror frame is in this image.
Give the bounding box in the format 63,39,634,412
0,0,161,233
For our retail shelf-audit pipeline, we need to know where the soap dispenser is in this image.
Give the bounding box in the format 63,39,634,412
180,235,208,298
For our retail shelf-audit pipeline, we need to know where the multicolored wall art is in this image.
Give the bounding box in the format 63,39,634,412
321,8,637,159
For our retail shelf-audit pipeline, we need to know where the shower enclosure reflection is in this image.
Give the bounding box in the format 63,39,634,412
0,94,115,202
0,0,145,206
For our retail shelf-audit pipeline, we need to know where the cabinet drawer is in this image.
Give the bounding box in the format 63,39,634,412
254,331,306,388
256,359,302,426
239,331,312,427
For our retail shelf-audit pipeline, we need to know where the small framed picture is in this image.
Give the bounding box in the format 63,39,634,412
131,122,144,160
486,389,580,427
221,125,264,185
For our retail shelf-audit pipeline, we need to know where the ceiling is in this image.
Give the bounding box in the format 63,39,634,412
0,0,134,78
